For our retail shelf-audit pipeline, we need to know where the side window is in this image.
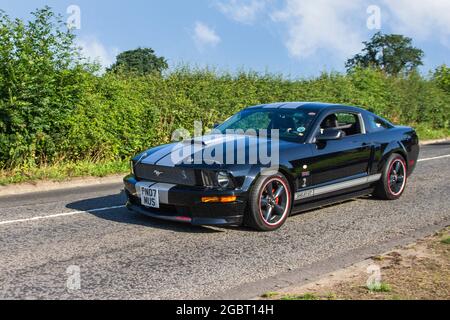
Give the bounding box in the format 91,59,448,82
367,115,392,132
336,113,357,127
320,112,362,137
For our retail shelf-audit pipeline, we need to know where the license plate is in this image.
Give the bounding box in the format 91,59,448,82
140,186,160,209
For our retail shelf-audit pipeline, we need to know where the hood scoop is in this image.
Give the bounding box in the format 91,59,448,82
183,134,250,147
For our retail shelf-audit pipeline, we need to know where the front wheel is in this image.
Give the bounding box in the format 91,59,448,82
245,173,292,231
374,153,408,200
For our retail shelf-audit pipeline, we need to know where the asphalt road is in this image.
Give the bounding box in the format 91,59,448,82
0,143,449,300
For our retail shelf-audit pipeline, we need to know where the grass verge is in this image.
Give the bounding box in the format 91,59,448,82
280,293,319,301
0,160,129,186
367,282,392,293
260,227,450,300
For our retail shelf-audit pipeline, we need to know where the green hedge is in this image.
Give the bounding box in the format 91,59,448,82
1,67,450,169
67,67,449,163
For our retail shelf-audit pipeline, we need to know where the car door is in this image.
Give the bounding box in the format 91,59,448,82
309,111,372,189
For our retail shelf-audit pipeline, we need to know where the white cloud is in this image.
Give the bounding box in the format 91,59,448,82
77,36,119,70
213,0,450,67
382,0,450,44
271,0,364,60
216,0,270,24
193,22,221,50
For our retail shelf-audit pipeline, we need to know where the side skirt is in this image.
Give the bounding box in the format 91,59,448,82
294,174,381,201
291,187,375,215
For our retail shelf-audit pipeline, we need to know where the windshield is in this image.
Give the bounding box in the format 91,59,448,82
216,109,316,142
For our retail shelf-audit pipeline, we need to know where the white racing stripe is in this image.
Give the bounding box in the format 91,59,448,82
418,154,450,162
0,205,125,227
0,153,448,227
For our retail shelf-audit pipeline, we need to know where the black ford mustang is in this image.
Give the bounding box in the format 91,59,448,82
124,102,419,231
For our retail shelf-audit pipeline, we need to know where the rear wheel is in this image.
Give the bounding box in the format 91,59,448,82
246,173,292,231
374,153,408,200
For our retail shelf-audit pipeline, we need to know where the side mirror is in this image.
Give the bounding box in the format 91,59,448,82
213,123,220,129
316,128,343,142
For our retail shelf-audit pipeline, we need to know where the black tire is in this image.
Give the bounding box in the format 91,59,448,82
374,153,408,200
245,173,292,231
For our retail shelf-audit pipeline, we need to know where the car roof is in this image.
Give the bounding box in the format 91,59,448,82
246,102,365,113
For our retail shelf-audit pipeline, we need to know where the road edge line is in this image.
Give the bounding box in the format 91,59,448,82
0,205,126,226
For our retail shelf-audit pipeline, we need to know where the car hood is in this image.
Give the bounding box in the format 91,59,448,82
136,134,301,167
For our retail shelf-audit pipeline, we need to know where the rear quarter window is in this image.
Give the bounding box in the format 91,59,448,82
367,115,393,132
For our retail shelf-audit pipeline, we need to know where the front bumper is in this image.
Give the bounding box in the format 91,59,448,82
123,175,247,226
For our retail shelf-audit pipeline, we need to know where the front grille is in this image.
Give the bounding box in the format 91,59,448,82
201,170,217,187
134,163,197,186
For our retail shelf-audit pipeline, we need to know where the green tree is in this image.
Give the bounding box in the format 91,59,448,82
0,7,93,167
346,32,424,76
108,48,168,76
432,64,450,93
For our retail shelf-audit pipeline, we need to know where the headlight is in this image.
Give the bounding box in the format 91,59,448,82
216,171,231,188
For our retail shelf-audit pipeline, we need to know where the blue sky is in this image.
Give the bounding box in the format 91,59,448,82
1,0,449,77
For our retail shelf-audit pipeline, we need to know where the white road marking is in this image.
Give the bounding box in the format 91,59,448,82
418,154,450,162
0,205,125,226
0,153,449,227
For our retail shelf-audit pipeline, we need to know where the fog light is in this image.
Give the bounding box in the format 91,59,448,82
219,196,237,203
201,196,237,203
